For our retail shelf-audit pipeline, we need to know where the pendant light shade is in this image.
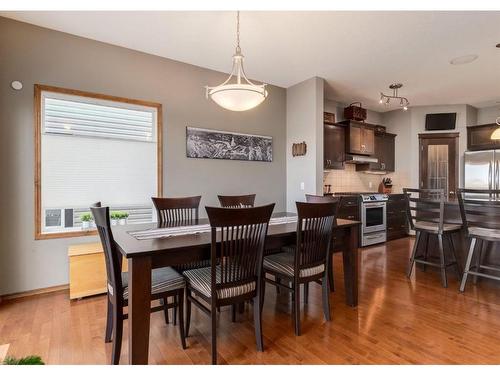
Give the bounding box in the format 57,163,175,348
206,12,268,111
491,117,500,140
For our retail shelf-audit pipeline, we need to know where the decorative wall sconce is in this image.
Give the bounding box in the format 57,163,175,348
292,142,307,157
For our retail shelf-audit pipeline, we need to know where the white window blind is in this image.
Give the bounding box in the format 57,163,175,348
39,90,159,234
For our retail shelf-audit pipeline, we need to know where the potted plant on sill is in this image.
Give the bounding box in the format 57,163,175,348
118,211,129,225
80,213,92,230
110,212,119,226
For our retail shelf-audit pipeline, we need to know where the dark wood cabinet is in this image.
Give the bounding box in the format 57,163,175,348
337,196,360,221
467,124,500,151
324,123,345,169
356,132,396,173
386,194,408,241
340,120,375,155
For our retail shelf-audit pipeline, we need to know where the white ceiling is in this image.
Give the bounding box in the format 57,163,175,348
3,11,500,110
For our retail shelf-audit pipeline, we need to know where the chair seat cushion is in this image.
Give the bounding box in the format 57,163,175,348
415,221,462,233
182,266,256,299
263,251,325,278
468,226,500,240
121,267,185,299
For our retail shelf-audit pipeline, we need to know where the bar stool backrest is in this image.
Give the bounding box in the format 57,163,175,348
403,188,445,233
457,188,500,236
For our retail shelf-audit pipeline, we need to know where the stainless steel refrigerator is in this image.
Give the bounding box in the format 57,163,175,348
464,150,500,190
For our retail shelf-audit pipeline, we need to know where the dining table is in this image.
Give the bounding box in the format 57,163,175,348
113,211,360,364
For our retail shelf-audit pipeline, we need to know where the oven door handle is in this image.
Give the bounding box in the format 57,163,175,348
363,202,386,208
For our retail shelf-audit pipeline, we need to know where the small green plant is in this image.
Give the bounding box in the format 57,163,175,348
114,211,129,219
110,211,120,220
3,355,45,365
80,213,92,222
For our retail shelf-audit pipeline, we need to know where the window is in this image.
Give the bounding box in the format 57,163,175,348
35,85,163,239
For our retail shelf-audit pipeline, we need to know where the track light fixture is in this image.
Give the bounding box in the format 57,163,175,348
379,83,410,111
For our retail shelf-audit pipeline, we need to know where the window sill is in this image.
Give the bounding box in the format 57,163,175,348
35,229,98,240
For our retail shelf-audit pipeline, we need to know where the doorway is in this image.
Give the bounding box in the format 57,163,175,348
419,133,459,199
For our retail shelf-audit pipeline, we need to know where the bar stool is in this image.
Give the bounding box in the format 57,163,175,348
404,188,462,288
457,189,500,292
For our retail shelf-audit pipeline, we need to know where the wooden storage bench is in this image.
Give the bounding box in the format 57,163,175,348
68,242,127,300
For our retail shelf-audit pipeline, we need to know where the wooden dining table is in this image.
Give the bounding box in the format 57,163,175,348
113,212,360,364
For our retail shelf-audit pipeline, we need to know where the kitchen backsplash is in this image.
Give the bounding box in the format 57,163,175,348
323,164,409,193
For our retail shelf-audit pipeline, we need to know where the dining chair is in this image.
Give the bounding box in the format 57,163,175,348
151,196,208,324
91,205,187,364
217,194,256,208
457,189,500,292
263,201,336,336
303,194,341,297
183,203,275,364
404,188,462,288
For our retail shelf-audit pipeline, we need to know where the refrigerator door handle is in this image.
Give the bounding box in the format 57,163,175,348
489,161,493,190
496,160,500,190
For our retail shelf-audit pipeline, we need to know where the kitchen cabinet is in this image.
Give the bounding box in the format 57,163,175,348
339,120,375,155
467,124,500,151
337,196,360,221
324,123,345,169
356,132,396,173
386,194,408,241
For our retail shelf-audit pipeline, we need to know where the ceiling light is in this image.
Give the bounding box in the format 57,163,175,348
379,83,410,111
449,54,478,65
205,11,268,111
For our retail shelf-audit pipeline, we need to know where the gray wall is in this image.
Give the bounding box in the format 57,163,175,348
477,105,500,124
0,17,287,295
286,77,324,212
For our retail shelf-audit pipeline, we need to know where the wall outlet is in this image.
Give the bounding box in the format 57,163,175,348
300,182,305,190
369,181,373,189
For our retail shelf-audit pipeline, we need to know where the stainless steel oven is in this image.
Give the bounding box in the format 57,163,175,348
360,194,387,246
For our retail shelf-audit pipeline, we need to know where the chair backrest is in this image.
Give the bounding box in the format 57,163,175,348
217,194,256,208
205,203,275,299
294,201,337,276
152,196,201,225
305,194,341,219
91,205,123,303
457,188,500,236
403,188,445,233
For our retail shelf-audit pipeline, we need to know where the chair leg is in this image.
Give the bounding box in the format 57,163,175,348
260,275,266,314
253,294,264,351
276,276,281,294
473,240,485,285
185,289,192,337
304,283,309,304
329,255,335,292
322,273,331,321
238,302,245,314
407,231,421,278
231,304,237,323
111,306,123,365
177,291,187,349
105,296,113,343
447,234,462,279
173,295,177,326
437,234,448,288
460,238,477,293
293,280,301,336
211,307,217,365
423,233,430,271
162,297,170,325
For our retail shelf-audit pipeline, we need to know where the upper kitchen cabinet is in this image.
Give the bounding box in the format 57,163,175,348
467,124,500,151
339,120,375,155
324,123,345,169
356,132,396,173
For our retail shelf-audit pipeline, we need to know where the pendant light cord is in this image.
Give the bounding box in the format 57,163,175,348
236,11,241,54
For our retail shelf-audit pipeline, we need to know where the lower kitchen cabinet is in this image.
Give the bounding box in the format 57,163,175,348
337,196,360,221
386,194,408,241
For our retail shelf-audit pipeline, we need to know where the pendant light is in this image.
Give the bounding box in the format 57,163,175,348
206,11,268,111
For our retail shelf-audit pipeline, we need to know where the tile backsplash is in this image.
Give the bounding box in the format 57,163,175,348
323,164,409,194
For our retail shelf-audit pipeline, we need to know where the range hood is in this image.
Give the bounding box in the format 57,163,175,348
344,154,378,164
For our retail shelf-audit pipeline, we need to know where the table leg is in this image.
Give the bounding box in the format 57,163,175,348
128,256,152,365
342,225,359,307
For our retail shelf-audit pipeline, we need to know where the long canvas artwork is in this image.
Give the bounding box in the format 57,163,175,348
186,127,273,162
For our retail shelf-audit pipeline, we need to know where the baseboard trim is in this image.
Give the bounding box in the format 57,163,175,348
0,284,69,302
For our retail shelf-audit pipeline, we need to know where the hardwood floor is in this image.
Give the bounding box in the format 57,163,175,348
2,237,500,364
